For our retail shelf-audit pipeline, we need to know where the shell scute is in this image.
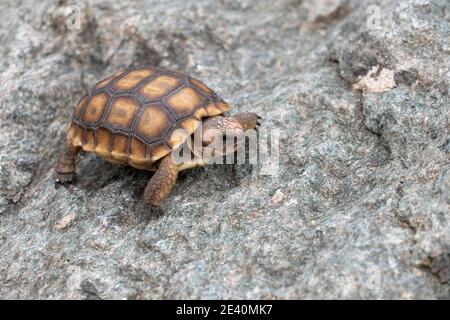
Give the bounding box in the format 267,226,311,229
94,128,112,157
106,96,139,129
82,130,96,152
189,77,215,96
130,138,147,163
112,69,152,91
72,126,84,146
111,134,129,161
74,96,88,119
138,75,180,101
82,92,109,124
165,87,205,116
95,69,124,89
136,104,172,142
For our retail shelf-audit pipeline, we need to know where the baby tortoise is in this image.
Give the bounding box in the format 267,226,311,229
54,65,259,206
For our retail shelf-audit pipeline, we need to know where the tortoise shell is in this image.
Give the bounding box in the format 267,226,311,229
67,66,230,169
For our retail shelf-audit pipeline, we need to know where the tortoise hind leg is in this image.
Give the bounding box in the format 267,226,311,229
54,144,80,183
143,154,179,207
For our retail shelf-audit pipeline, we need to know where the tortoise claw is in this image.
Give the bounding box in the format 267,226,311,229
53,172,77,184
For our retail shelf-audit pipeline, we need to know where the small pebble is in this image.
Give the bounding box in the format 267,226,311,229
271,189,285,204
55,212,76,230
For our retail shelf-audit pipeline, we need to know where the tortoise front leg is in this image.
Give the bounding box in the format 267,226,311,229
53,143,81,183
144,154,179,207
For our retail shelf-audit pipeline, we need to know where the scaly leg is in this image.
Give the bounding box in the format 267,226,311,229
143,154,179,207
54,143,81,183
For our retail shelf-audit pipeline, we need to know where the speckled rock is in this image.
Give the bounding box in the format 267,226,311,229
0,0,448,299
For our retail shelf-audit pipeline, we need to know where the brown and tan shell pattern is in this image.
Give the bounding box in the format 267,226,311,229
67,66,230,169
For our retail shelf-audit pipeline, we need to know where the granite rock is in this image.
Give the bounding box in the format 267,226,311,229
0,0,448,299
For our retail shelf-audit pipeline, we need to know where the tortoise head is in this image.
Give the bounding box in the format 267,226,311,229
201,113,259,144
171,112,260,166
200,113,260,160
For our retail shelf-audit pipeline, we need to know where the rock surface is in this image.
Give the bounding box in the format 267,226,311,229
0,0,449,299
